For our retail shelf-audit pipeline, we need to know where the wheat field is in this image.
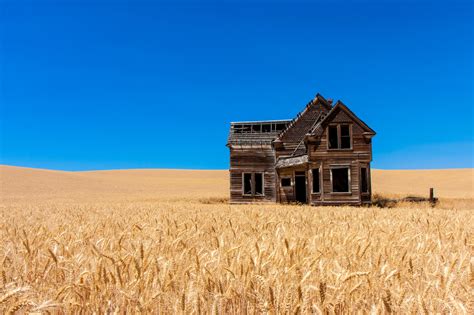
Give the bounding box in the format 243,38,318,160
0,166,473,313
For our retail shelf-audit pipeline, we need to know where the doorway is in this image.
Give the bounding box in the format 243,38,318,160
294,172,307,203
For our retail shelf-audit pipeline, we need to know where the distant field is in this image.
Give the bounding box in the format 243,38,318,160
1,165,472,203
0,165,472,313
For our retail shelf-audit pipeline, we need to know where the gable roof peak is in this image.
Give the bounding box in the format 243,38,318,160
318,99,376,135
313,93,333,110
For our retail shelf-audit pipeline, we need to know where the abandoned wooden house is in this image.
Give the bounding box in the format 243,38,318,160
226,93,376,205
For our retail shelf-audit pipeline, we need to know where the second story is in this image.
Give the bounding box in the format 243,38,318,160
305,101,376,162
227,93,375,164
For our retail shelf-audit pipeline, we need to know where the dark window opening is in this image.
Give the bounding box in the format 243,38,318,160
233,126,242,134
251,124,261,133
275,123,287,131
255,173,263,195
281,178,291,187
328,124,352,149
233,122,289,134
312,168,320,193
328,126,339,149
361,167,368,193
332,168,350,192
241,125,251,133
340,125,351,149
243,172,264,196
243,173,252,195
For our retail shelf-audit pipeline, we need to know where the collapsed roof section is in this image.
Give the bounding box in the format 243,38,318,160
227,93,333,149
272,94,332,155
226,119,291,147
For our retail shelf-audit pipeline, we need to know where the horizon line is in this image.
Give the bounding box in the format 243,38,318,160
1,164,472,173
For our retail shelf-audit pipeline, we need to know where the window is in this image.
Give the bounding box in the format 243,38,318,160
361,167,368,193
255,173,263,195
312,168,320,193
340,125,351,149
251,124,261,133
243,173,252,195
331,167,350,192
281,177,292,187
262,124,271,133
275,123,287,131
328,124,352,149
328,126,339,149
242,172,264,196
240,125,251,133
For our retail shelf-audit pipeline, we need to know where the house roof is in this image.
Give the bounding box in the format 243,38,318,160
226,119,291,147
276,94,331,142
308,101,376,137
273,94,331,155
227,93,376,149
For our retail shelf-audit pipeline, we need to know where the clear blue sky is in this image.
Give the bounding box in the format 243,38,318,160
0,0,472,171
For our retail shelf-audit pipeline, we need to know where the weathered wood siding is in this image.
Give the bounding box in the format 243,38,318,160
277,168,295,203
229,147,276,203
227,96,374,206
307,107,373,205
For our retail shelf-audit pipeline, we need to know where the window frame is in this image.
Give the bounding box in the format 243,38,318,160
254,173,264,196
327,124,353,150
280,177,292,188
311,167,321,194
242,172,265,196
360,165,370,194
330,166,351,194
242,172,253,196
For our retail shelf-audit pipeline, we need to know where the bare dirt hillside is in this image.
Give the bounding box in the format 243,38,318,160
0,165,472,203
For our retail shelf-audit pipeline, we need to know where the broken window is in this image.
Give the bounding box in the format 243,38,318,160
328,125,351,149
241,125,251,133
340,125,351,148
243,173,252,195
255,173,263,195
275,123,287,131
251,124,261,133
328,126,339,149
331,167,350,192
312,168,320,193
242,172,264,196
281,177,291,187
361,167,368,193
233,125,242,134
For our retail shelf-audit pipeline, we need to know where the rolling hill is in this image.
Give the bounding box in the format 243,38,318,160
0,165,472,203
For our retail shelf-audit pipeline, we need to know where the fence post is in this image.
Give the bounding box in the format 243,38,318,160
429,188,435,206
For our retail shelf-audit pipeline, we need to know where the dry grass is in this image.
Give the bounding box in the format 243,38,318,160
0,165,473,313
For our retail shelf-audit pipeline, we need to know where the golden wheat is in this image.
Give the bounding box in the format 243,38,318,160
0,166,472,313
0,200,472,313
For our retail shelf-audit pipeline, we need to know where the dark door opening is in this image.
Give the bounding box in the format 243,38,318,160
295,174,307,203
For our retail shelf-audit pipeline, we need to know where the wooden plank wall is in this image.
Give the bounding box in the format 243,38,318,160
229,146,276,203
228,104,373,206
307,108,372,205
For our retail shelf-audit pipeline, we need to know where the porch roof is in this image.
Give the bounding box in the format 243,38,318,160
275,155,308,169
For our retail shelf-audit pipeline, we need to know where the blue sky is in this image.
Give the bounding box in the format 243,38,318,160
0,0,472,171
